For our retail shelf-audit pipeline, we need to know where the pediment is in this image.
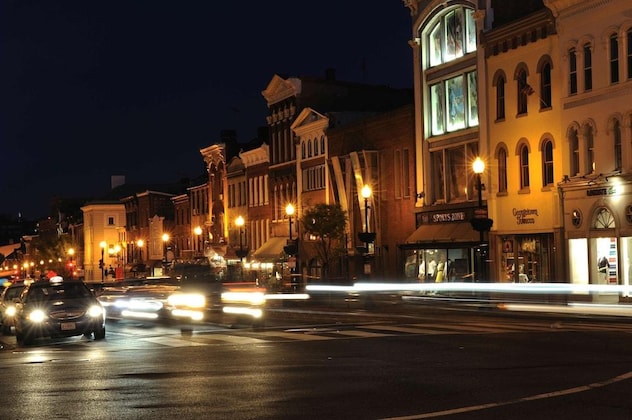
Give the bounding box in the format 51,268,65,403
291,107,328,135
261,74,302,105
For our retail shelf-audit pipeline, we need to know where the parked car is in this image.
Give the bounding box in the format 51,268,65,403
13,276,106,346
0,280,29,335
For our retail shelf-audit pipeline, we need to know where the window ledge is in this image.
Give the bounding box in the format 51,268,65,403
518,188,531,194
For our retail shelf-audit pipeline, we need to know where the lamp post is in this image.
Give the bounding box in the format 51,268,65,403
162,233,170,273
137,239,144,263
194,226,203,256
358,185,376,280
470,157,494,282
67,248,75,280
235,215,248,281
286,203,295,242
358,185,376,251
99,241,107,284
284,203,298,290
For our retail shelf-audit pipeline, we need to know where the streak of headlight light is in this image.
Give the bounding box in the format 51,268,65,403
263,293,310,300
308,282,632,295
222,291,266,305
500,303,632,317
121,310,160,319
223,306,263,318
127,300,163,311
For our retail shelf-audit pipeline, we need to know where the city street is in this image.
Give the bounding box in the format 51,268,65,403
2,303,632,419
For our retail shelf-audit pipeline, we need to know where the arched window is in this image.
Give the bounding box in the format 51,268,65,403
517,69,529,115
307,139,312,158
542,139,554,186
498,147,508,193
320,136,325,154
627,28,632,80
614,119,622,170
569,127,580,176
496,75,505,120
301,142,306,159
594,207,615,229
584,124,595,174
569,48,578,94
610,33,619,84
520,144,530,189
583,43,592,91
540,62,552,109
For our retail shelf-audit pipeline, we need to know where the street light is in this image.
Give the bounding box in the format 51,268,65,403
137,239,144,263
162,233,170,271
235,215,247,280
67,248,75,280
470,157,494,282
284,203,298,290
99,241,107,284
194,225,203,256
358,184,376,252
286,203,295,241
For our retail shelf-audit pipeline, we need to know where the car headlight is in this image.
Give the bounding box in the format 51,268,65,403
88,305,104,318
5,306,16,317
28,309,46,323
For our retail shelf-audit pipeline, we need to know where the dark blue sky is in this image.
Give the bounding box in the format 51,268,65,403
1,1,413,220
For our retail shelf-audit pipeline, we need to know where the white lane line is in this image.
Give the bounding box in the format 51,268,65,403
381,370,632,419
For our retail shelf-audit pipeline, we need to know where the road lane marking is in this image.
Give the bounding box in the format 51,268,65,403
381,370,632,419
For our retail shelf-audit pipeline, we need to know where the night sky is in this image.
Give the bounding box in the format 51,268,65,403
2,1,414,220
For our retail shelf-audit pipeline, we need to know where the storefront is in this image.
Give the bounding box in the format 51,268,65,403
561,177,632,300
491,200,561,285
402,209,481,283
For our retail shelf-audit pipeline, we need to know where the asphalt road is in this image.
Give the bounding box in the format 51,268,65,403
2,299,632,419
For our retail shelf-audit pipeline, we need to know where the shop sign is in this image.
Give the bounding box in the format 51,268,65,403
513,208,538,225
431,211,466,223
587,187,616,196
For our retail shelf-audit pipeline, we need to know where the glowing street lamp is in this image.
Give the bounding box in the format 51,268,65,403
137,239,144,263
194,226,203,256
99,241,107,284
235,215,248,280
162,233,170,270
358,184,376,252
286,203,295,241
470,156,494,282
67,248,75,280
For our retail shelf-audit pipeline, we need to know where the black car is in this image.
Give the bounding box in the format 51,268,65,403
14,276,106,346
0,280,29,335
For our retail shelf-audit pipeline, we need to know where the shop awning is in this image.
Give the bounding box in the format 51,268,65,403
252,237,287,260
405,222,480,244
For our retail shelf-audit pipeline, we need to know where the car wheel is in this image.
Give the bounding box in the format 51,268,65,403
93,325,106,340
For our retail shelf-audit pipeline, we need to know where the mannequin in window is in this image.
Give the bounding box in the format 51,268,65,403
598,256,610,283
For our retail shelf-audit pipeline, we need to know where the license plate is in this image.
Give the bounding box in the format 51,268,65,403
60,322,76,331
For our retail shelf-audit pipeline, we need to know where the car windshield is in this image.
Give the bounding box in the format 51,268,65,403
5,286,25,300
27,283,92,302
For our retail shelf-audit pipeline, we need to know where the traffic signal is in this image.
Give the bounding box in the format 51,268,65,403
98,259,104,269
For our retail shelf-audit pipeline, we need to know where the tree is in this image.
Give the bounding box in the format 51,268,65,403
299,203,348,280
